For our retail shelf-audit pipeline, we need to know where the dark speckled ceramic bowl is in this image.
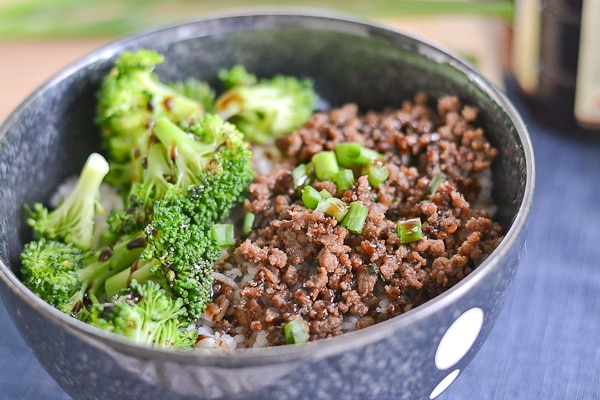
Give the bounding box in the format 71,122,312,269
0,11,534,400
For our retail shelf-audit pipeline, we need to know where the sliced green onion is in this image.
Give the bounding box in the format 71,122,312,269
427,173,447,194
397,218,422,243
335,142,382,167
312,151,339,181
319,189,333,200
316,197,349,222
363,160,389,188
284,317,309,344
210,223,235,247
242,212,255,235
292,163,310,189
334,169,355,191
301,186,322,210
341,201,369,234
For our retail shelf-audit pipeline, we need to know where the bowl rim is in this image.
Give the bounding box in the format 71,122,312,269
0,9,535,365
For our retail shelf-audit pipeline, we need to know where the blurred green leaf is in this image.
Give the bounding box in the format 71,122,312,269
0,0,513,38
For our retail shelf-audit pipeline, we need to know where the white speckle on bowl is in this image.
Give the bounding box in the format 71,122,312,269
429,369,460,399
435,307,484,370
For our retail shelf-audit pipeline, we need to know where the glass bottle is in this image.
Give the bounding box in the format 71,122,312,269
512,0,600,135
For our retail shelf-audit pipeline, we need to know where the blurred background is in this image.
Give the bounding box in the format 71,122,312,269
0,0,514,123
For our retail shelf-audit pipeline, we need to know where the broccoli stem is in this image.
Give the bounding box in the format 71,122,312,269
78,233,146,299
73,153,110,201
151,116,236,191
133,71,203,120
152,118,212,176
104,258,160,299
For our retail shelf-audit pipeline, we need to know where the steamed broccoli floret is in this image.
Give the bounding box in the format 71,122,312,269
138,189,224,321
152,115,244,189
105,130,253,321
26,153,109,250
104,186,222,319
96,49,205,189
218,64,258,89
80,280,198,348
103,113,252,322
215,64,317,144
20,234,146,315
20,239,85,313
108,114,253,236
153,115,254,218
169,77,217,113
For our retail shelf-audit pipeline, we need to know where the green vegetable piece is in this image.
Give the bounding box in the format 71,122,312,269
301,186,322,210
284,317,309,344
398,218,422,243
216,66,316,144
26,153,109,250
316,197,349,222
137,188,225,322
81,280,198,349
168,77,216,114
292,163,311,189
318,189,332,200
106,129,253,322
312,151,339,181
243,212,255,235
211,223,235,248
341,202,369,234
335,142,382,167
152,117,229,190
427,173,447,194
19,238,85,313
334,169,355,191
20,233,146,315
108,113,253,237
96,49,205,189
363,160,389,188
218,64,257,89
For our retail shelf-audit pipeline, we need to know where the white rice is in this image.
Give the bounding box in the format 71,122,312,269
473,169,497,217
194,325,237,353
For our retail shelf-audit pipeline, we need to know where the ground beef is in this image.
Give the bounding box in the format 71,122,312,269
210,93,503,347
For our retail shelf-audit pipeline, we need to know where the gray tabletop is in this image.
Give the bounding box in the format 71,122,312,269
1,81,599,399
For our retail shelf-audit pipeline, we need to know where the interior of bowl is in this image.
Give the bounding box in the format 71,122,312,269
0,11,532,358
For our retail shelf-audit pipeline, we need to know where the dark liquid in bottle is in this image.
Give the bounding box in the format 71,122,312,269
515,0,600,137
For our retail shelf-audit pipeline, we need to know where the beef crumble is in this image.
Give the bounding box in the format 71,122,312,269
209,93,503,347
